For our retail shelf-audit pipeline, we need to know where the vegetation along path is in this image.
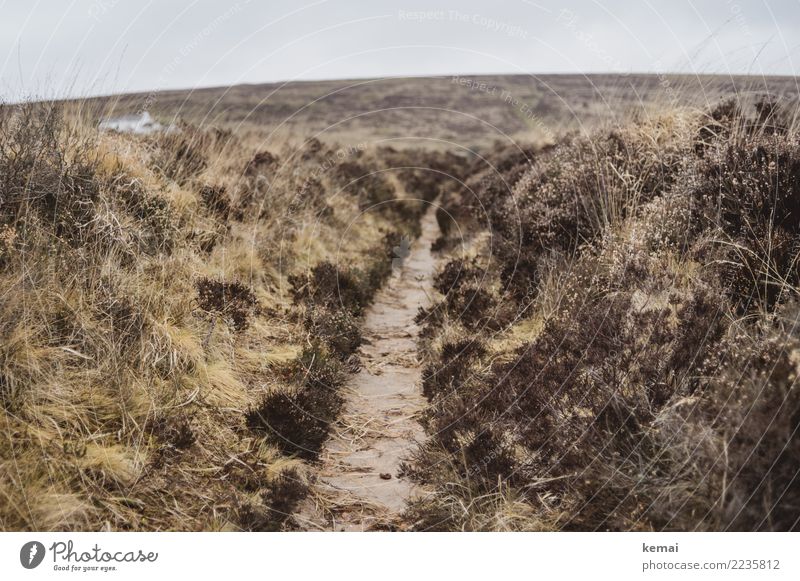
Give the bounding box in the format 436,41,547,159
296,206,440,531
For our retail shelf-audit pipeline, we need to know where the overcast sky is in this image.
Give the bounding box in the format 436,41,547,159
1,0,798,100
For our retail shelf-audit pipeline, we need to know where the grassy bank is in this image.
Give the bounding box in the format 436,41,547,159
408,98,800,531
0,101,462,531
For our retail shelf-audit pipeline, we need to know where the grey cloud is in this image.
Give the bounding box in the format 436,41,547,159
1,0,797,100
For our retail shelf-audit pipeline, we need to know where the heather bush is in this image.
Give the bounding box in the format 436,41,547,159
694,305,800,530
687,130,800,311
433,258,487,295
0,103,101,246
245,347,345,459
290,261,370,316
196,277,258,332
304,305,362,360
150,122,238,186
334,159,396,209
421,338,486,401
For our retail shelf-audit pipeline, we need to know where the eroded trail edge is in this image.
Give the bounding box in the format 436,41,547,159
296,207,440,531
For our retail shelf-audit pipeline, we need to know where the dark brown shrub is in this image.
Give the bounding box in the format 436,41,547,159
153,415,196,451
433,259,486,295
688,131,800,311
289,261,369,316
0,103,101,246
245,348,344,459
699,305,800,530
199,184,231,220
695,98,743,157
262,467,308,527
304,305,362,360
417,284,497,332
196,277,258,331
114,178,177,254
421,338,486,401
244,150,279,176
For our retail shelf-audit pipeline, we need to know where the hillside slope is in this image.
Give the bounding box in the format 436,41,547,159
81,74,799,147
407,97,800,531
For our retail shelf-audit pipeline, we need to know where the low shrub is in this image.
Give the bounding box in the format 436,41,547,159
304,305,362,360
421,339,486,401
0,103,101,246
196,277,258,331
245,348,345,459
199,184,232,220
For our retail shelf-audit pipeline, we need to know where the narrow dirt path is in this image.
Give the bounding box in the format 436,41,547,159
295,207,440,531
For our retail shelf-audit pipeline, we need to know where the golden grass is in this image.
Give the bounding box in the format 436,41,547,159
0,101,417,531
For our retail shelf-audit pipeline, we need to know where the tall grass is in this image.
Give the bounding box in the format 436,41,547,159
0,100,461,531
